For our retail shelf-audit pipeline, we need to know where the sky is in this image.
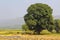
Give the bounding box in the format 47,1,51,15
0,0,60,20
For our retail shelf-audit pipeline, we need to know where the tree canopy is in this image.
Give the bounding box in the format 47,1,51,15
24,3,54,34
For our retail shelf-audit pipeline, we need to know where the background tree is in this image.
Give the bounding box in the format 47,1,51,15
24,3,54,34
54,19,60,33
22,24,28,31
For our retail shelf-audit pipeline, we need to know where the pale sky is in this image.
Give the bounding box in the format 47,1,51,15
0,0,60,20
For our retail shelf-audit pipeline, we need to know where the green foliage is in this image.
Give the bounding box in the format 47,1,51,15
22,24,28,31
26,19,37,26
24,3,54,34
54,19,60,33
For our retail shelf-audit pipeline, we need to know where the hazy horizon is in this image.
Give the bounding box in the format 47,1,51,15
0,0,60,20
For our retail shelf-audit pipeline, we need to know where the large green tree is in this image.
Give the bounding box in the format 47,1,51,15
24,3,54,34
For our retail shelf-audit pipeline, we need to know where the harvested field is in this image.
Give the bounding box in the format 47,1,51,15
0,35,60,40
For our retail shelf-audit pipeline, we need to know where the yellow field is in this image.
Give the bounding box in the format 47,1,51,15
0,35,60,40
0,30,60,40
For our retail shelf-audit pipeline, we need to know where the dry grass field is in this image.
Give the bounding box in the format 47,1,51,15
0,34,60,40
0,30,60,40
